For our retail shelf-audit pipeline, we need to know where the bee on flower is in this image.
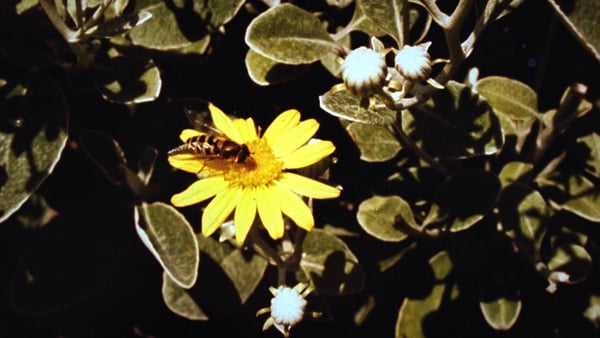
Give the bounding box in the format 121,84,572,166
168,103,341,244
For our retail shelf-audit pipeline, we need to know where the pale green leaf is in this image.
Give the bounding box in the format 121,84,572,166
197,234,267,304
94,55,162,104
356,195,412,242
498,161,534,187
499,183,551,262
346,122,401,162
162,273,208,320
360,0,408,45
245,49,309,86
127,2,206,50
319,86,396,125
395,251,457,338
245,3,337,65
537,174,600,222
577,132,600,178
475,76,539,119
547,243,592,284
548,0,600,62
207,0,245,27
135,202,199,288
297,229,364,295
480,297,522,330
404,81,504,158
0,76,68,223
425,170,500,232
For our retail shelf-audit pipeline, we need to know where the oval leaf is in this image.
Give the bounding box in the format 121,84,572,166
547,243,592,284
245,3,337,65
404,80,504,158
425,170,501,232
480,297,522,330
475,76,539,119
395,251,458,338
94,55,162,104
0,76,68,223
207,0,245,27
360,0,408,45
356,195,412,242
135,202,199,288
297,229,364,295
127,2,205,50
319,85,397,125
577,132,600,178
162,273,208,321
79,130,128,185
196,234,267,304
537,173,600,222
245,49,309,86
346,122,401,162
499,183,551,262
548,0,600,62
498,161,533,187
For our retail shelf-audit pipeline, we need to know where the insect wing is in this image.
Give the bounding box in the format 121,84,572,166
184,106,223,135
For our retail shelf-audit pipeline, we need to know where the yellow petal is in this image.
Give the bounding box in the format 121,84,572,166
271,119,319,158
256,185,284,239
233,117,258,143
168,154,205,173
179,129,203,142
274,185,314,231
263,109,300,149
209,103,244,144
278,172,340,199
234,187,257,244
170,175,227,207
281,140,335,169
201,187,241,237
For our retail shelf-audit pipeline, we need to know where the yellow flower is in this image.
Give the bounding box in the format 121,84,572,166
169,104,340,244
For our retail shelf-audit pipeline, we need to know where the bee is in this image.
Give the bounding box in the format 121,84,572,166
168,105,256,170
167,133,251,164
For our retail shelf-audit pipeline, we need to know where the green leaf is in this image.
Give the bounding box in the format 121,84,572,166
245,3,337,65
85,9,152,39
346,122,401,162
319,86,397,125
537,174,600,222
395,251,458,338
480,297,522,331
547,243,592,284
0,76,68,223
161,273,208,320
475,76,539,119
297,229,364,295
499,183,551,262
346,0,389,37
498,161,533,187
404,80,504,158
135,202,199,288
94,55,162,104
196,234,267,304
582,294,600,326
548,0,600,62
206,0,245,28
127,1,207,50
577,132,600,178
357,195,412,242
245,49,309,86
424,171,500,232
360,0,408,45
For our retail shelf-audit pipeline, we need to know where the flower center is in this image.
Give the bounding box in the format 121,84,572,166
223,138,283,188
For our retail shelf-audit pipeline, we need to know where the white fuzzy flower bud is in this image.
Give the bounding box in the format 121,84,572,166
270,285,307,326
394,43,433,82
341,46,387,98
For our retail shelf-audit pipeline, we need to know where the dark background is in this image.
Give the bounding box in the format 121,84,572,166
1,0,599,337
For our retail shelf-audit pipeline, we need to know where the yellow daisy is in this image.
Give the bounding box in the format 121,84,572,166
168,103,340,244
